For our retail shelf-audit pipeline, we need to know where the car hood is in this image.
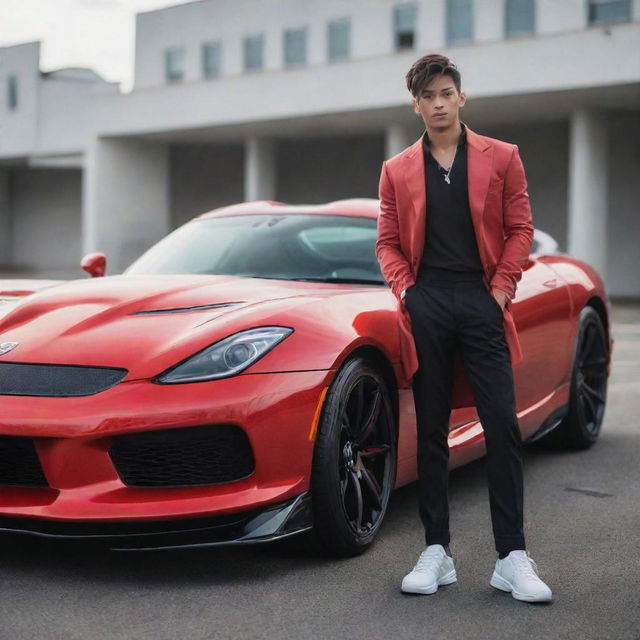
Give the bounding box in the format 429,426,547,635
0,274,352,380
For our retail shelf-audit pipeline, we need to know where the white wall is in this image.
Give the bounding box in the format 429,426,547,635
132,0,640,93
0,41,118,161
475,0,504,43
0,42,40,157
537,0,586,34
95,21,640,140
37,78,118,157
134,0,401,89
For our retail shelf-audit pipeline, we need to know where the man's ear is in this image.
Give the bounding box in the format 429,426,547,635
411,96,420,115
459,91,467,108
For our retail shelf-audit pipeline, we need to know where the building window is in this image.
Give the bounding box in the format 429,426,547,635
505,0,535,37
202,41,222,78
393,2,417,50
164,47,184,82
284,27,307,67
244,33,264,71
588,0,631,24
328,17,350,61
446,0,474,45
7,75,18,110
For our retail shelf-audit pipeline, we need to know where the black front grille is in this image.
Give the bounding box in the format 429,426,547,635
0,362,127,397
110,424,255,488
0,436,48,487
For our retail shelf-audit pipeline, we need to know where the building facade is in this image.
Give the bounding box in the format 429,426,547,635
0,0,639,296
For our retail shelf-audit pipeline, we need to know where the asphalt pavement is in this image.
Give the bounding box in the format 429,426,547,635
1,304,639,640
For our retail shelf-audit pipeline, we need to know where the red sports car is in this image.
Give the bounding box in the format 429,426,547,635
0,199,613,556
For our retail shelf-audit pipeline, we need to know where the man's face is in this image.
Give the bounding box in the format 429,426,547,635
412,73,466,130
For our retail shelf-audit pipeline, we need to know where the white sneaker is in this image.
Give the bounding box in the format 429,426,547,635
401,544,457,594
490,549,553,602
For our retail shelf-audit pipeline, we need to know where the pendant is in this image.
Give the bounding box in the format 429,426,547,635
444,174,450,184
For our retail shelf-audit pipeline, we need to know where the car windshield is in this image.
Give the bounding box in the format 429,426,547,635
124,213,386,285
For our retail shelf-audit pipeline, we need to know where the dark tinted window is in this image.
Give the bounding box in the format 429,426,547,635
394,2,417,50
505,0,535,37
588,0,630,24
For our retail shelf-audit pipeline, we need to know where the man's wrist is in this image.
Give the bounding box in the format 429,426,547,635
491,287,509,308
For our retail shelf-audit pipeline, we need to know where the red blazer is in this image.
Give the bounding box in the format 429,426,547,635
376,123,534,387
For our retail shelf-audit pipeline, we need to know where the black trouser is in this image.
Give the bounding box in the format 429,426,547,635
404,267,525,556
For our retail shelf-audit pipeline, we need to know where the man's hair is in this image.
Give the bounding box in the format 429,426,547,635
405,53,461,98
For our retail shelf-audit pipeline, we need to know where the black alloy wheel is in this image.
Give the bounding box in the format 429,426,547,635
309,356,396,557
542,306,610,450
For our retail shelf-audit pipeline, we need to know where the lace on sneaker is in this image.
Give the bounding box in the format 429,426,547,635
413,546,446,573
510,551,540,578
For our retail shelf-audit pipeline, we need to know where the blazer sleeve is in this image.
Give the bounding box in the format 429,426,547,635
375,160,415,300
489,145,534,304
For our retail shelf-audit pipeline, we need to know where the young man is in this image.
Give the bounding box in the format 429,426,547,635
375,54,553,603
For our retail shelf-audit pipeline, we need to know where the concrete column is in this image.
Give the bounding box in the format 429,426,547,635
385,123,414,159
567,109,608,280
0,169,11,268
83,137,170,274
244,137,276,201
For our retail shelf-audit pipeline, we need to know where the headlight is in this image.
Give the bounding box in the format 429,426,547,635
154,326,294,384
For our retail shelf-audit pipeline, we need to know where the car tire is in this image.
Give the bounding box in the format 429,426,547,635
539,306,610,450
309,355,397,558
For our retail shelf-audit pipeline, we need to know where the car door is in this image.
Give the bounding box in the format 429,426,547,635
509,257,574,412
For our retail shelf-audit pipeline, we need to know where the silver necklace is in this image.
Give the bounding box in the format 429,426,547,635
443,146,458,184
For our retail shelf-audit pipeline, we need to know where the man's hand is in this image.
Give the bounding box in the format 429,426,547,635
491,287,507,310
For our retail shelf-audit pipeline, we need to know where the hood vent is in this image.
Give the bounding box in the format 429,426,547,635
132,302,242,316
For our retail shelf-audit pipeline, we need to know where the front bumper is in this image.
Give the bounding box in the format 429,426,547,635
0,492,313,551
0,369,333,523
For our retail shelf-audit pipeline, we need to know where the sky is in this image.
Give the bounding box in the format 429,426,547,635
0,0,195,91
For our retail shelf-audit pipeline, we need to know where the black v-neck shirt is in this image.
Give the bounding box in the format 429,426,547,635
418,123,484,276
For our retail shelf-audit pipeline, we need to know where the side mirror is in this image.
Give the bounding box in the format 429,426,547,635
81,252,106,278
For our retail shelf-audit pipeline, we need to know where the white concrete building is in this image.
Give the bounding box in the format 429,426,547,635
1,0,639,296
